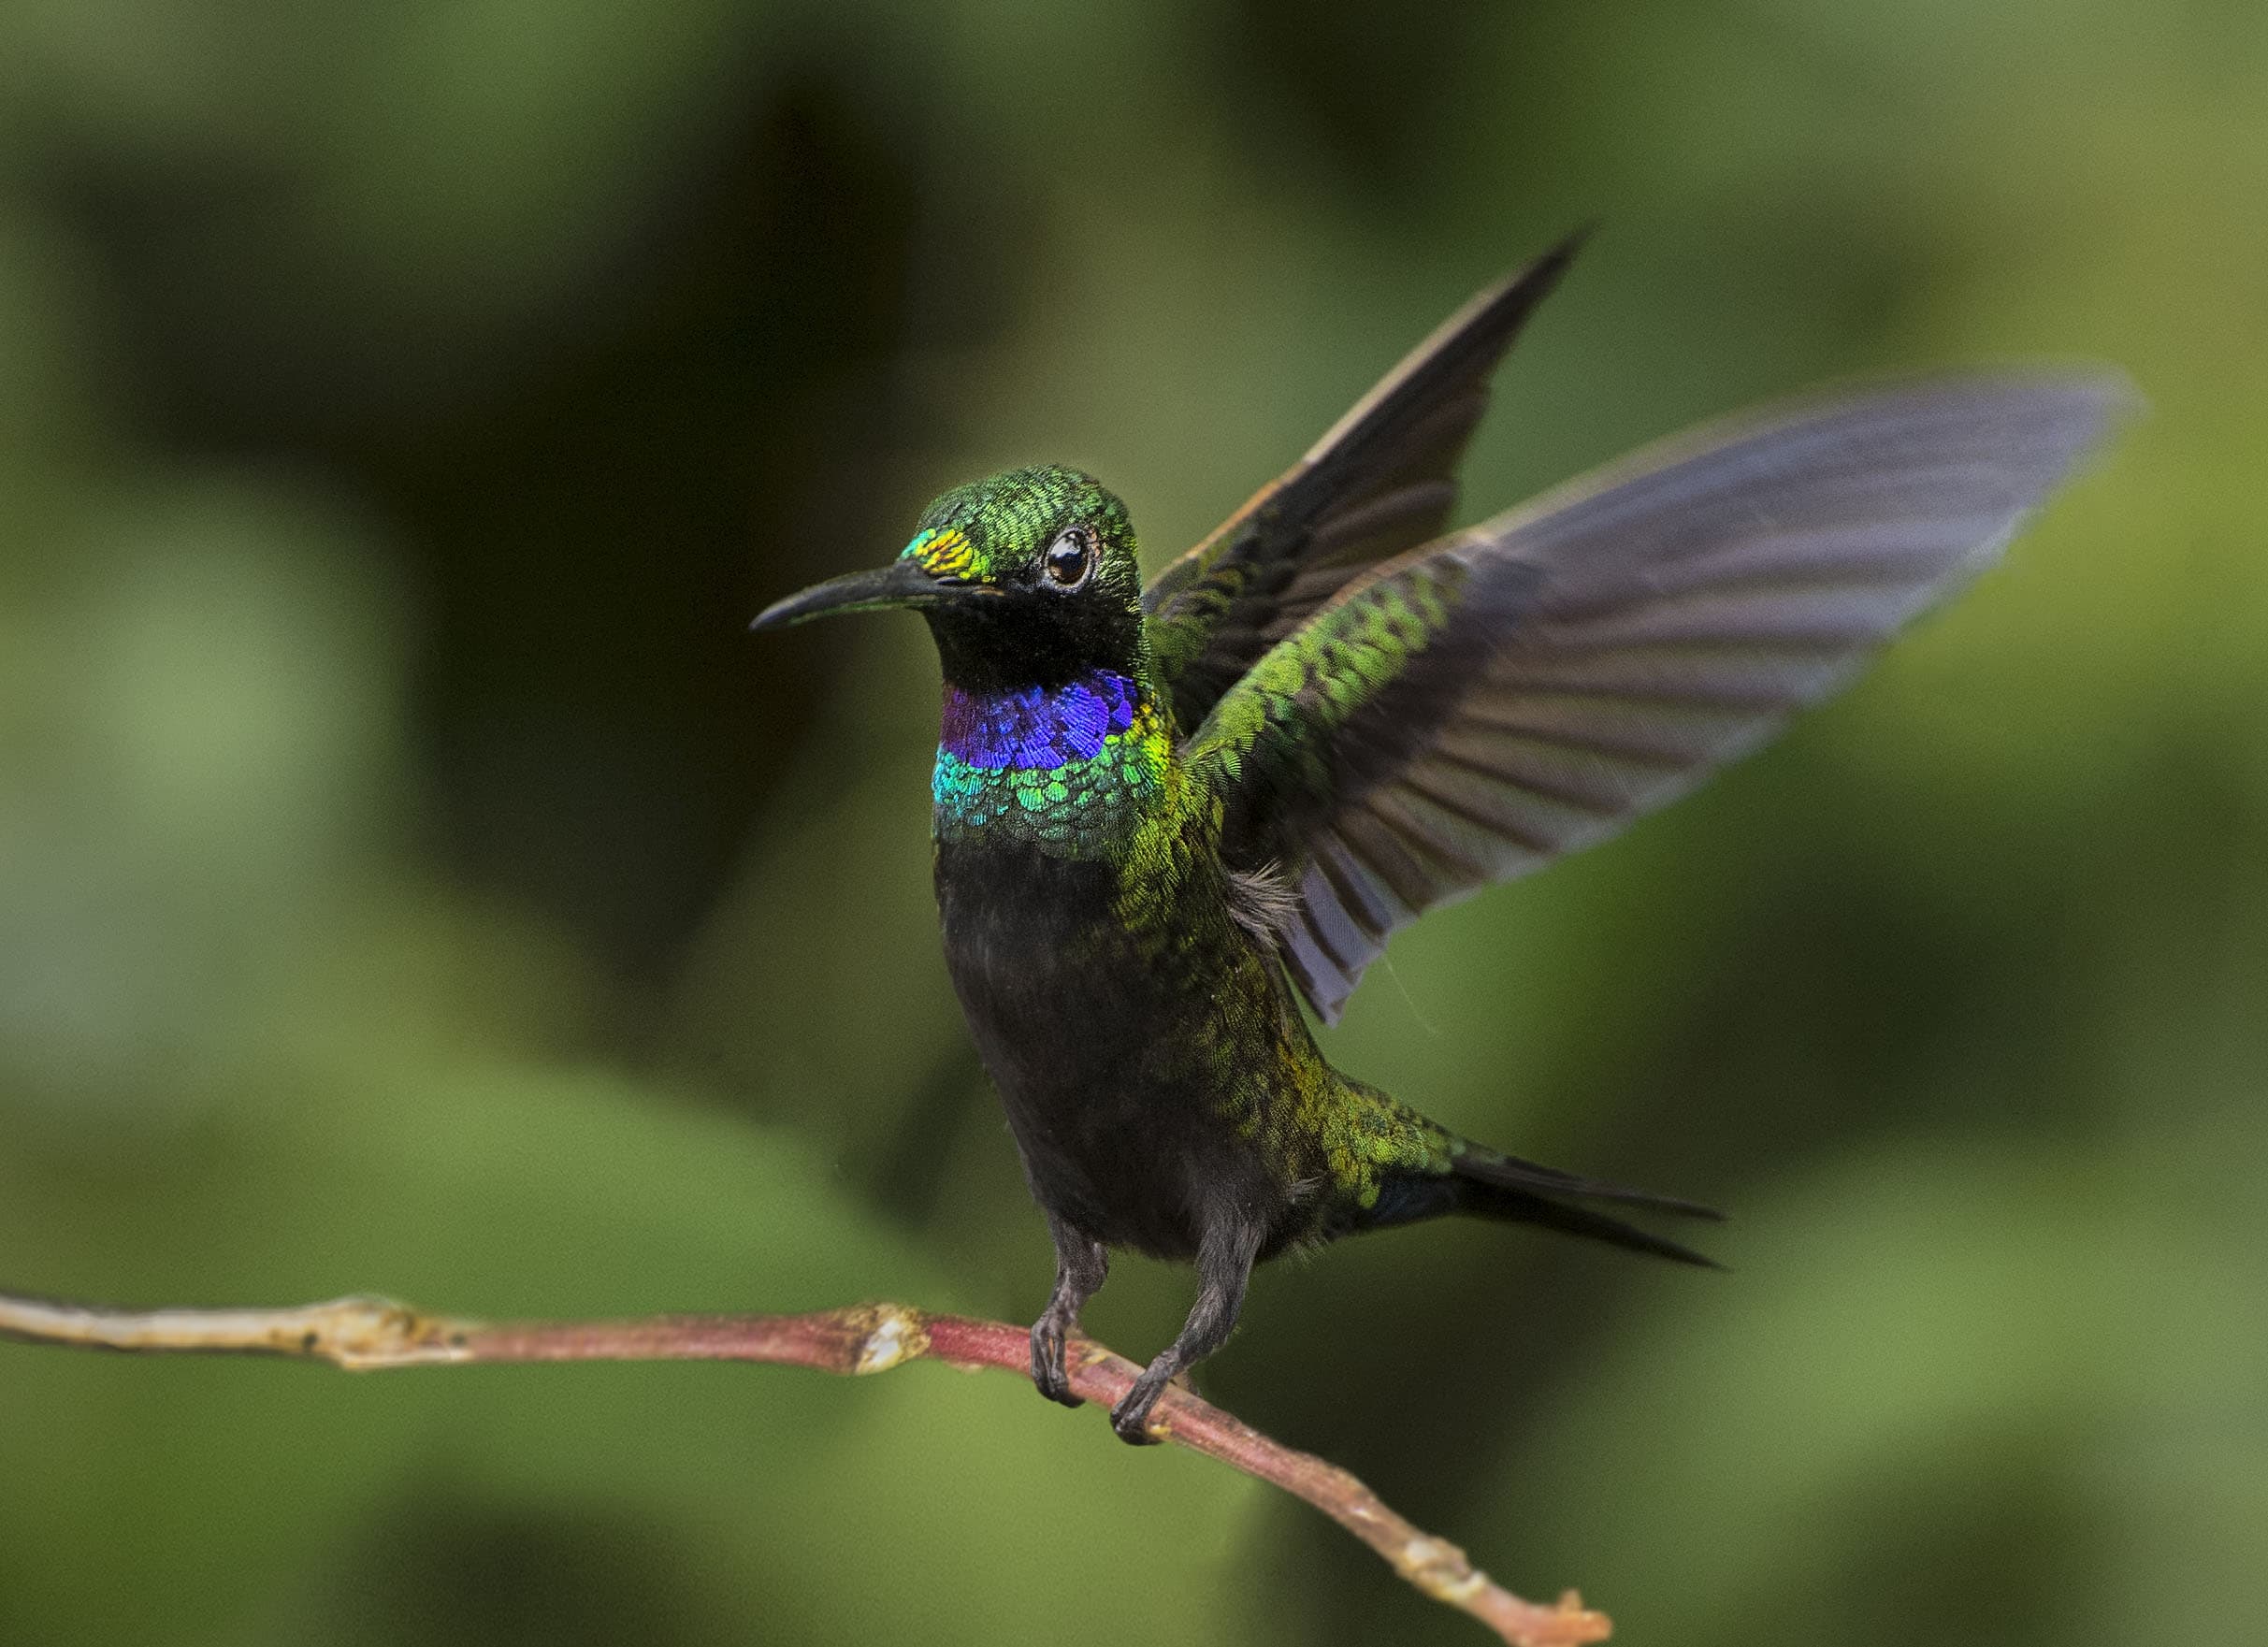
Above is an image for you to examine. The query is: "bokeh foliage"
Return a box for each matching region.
[3,3,2263,1643]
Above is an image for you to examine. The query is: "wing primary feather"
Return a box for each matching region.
[1313,837,1404,936]
[1450,699,1734,768]
[1423,740,1641,818]
[1297,856,1378,969]
[1389,766,1564,858]
[1297,228,1591,476]
[1143,231,1592,731]
[1334,804,1442,915]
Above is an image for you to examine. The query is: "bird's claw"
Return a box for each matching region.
[1029,1316,1083,1408]
[1109,1380,1166,1445]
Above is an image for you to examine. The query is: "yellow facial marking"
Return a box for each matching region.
[903,527,976,579]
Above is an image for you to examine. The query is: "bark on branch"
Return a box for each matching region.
[0,1288,1608,1645]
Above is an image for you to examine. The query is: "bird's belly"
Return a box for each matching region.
[932,841,1268,1257]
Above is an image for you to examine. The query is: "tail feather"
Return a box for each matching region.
[1453,1175,1725,1269]
[1343,1109,1726,1266]
[1454,1148,1725,1221]
[1440,1147,1725,1268]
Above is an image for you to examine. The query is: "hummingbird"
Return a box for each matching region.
[751,233,2123,1443]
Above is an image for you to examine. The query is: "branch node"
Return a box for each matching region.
[312,1295,475,1369]
[847,1304,932,1375]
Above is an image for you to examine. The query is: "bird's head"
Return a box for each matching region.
[751,465,1147,689]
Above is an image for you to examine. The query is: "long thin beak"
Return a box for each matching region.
[748,557,957,633]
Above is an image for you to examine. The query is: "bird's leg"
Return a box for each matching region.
[1110,1213,1264,1445]
[1031,1214,1108,1408]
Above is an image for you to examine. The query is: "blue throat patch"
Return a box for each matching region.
[931,670,1165,855]
[939,671,1139,769]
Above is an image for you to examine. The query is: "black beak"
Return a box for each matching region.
[748,557,959,633]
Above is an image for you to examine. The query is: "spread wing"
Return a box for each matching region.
[1185,374,2131,1022]
[1141,232,1585,733]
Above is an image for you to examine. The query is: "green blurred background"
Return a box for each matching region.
[2,2,2262,1642]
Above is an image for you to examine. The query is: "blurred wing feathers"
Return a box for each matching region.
[1142,232,1586,730]
[1189,374,2131,1021]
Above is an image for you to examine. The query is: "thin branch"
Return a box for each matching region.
[0,1289,1609,1646]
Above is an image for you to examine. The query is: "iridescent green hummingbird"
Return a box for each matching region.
[751,234,2123,1443]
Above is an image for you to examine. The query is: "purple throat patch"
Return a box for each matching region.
[940,671,1139,769]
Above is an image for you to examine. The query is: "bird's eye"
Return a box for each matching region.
[1043,527,1093,588]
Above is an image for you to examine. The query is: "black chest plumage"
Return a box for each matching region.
[932,837,1283,1259]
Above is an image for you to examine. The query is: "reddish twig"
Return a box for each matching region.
[0,1289,1608,1645]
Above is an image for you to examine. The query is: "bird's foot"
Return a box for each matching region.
[1109,1370,1169,1445]
[1029,1313,1083,1408]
